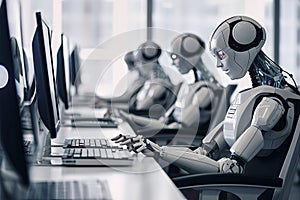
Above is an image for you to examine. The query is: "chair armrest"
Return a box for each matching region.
[173,173,283,189]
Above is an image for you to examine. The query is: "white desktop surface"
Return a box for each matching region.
[30,125,185,200]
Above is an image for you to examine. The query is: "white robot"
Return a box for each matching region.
[132,41,175,111]
[95,51,146,108]
[96,41,176,112]
[120,33,233,137]
[113,16,300,174]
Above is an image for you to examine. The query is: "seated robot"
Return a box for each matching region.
[120,33,231,136]
[113,16,300,174]
[96,41,175,113]
[95,51,146,107]
[132,41,175,111]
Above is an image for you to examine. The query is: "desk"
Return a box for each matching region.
[30,124,185,200]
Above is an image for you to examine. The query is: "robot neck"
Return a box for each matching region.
[194,59,219,84]
[150,62,169,80]
[248,50,285,88]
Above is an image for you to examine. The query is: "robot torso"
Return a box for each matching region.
[223,85,300,154]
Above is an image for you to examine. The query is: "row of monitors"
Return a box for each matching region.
[0,0,80,186]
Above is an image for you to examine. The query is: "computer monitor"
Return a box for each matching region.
[70,45,81,93]
[56,34,71,109]
[0,0,29,186]
[32,12,60,138]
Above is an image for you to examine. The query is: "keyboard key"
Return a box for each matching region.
[95,139,101,147]
[94,149,100,157]
[100,149,107,158]
[81,149,88,157]
[106,149,113,159]
[88,149,94,157]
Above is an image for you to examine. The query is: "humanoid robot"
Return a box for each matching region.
[131,41,175,112]
[113,16,300,174]
[95,51,146,108]
[95,41,176,113]
[120,33,234,138]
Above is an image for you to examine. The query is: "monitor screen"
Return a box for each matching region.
[70,45,81,88]
[32,12,60,138]
[56,34,71,109]
[0,0,29,186]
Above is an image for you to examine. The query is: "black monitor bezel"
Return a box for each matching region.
[56,33,71,109]
[32,12,60,138]
[0,0,29,186]
[70,45,81,87]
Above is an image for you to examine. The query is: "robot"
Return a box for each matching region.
[120,33,233,138]
[131,41,175,111]
[95,41,175,113]
[113,16,300,174]
[95,51,146,108]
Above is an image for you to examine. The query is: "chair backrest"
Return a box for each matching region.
[243,99,300,199]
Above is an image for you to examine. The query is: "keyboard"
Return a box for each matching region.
[25,179,112,200]
[70,117,118,128]
[61,147,133,166]
[63,138,121,149]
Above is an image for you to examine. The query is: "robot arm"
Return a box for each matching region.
[113,121,237,174]
[180,87,214,127]
[135,82,167,110]
[230,97,285,162]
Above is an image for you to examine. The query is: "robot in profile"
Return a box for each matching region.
[113,16,300,174]
[95,50,146,107]
[131,41,175,112]
[95,41,176,113]
[120,33,235,139]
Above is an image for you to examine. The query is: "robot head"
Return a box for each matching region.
[124,51,137,71]
[136,41,161,64]
[169,33,205,74]
[209,16,266,80]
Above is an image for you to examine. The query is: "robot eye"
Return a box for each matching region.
[217,50,227,60]
[171,54,177,60]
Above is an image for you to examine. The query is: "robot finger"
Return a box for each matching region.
[132,141,145,148]
[120,138,133,145]
[128,144,142,153]
[111,134,123,141]
[136,145,147,153]
[132,135,143,142]
[113,134,133,143]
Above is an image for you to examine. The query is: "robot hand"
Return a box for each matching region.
[103,108,113,118]
[217,157,244,174]
[95,97,109,108]
[193,147,209,155]
[112,134,162,153]
[111,134,147,153]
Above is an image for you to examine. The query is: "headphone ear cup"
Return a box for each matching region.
[228,19,265,52]
[180,35,204,57]
[232,21,257,45]
[182,37,200,54]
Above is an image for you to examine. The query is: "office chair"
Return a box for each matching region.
[133,84,237,147]
[172,113,300,200]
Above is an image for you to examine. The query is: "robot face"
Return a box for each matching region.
[209,16,266,80]
[170,53,194,74]
[170,33,205,74]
